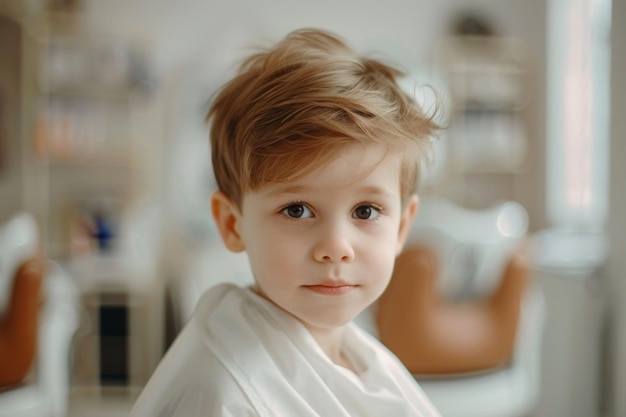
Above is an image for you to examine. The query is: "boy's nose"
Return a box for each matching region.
[312,226,355,263]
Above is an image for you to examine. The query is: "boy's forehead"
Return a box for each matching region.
[251,144,403,195]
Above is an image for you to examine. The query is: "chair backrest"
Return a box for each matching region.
[0,212,39,316]
[38,261,80,417]
[405,198,529,300]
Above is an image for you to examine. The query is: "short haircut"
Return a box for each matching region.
[207,28,440,208]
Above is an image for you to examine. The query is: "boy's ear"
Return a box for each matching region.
[396,194,419,255]
[211,191,246,253]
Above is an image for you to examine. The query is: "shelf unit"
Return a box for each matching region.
[31,32,148,260]
[432,35,530,209]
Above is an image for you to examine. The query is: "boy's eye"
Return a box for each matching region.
[282,204,313,219]
[353,205,380,220]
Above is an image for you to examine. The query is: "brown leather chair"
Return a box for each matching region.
[0,212,80,417]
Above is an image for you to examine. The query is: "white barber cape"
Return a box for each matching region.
[131,283,440,417]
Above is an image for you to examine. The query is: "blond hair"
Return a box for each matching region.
[207,28,439,208]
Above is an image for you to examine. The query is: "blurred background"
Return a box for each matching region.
[0,0,623,416]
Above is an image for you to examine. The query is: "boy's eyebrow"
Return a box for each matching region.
[265,184,313,196]
[266,184,396,197]
[355,185,396,198]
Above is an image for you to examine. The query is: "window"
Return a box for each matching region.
[547,0,612,230]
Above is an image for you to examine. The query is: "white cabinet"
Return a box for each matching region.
[69,255,165,395]
[530,230,609,417]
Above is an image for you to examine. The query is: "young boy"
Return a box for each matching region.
[131,28,441,416]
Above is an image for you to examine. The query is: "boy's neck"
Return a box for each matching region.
[306,325,357,373]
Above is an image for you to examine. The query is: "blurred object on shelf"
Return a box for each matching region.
[46,0,82,13]
[447,108,527,173]
[452,11,497,37]
[0,93,5,174]
[38,37,151,95]
[68,197,120,257]
[33,95,129,162]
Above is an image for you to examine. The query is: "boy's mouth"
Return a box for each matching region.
[302,280,358,296]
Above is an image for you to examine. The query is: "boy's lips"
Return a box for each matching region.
[302,280,359,296]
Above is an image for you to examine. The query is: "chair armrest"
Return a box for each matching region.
[37,262,80,417]
[509,282,546,395]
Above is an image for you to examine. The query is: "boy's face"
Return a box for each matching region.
[212,144,417,333]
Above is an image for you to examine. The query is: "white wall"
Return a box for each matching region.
[608,0,626,415]
[76,2,544,94]
[0,17,22,221]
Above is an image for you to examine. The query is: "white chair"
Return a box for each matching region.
[170,238,253,331]
[370,198,546,417]
[0,213,80,417]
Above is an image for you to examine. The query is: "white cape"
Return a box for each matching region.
[131,283,440,417]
